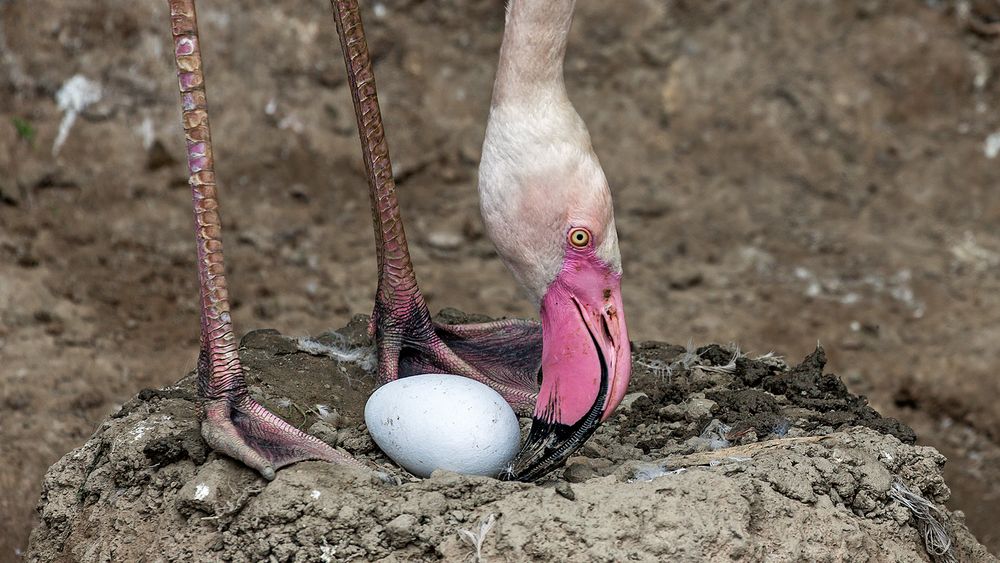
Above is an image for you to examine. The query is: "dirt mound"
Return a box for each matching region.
[26,314,992,562]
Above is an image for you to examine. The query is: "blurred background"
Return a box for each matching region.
[2,0,1000,558]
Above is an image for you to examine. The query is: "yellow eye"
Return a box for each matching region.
[568,227,591,248]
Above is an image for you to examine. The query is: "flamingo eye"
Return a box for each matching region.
[568,228,591,248]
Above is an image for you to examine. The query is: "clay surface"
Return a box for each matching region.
[6,0,1000,557]
[26,316,993,562]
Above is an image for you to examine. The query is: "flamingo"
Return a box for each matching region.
[165,0,630,482]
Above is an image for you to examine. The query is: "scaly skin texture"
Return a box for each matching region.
[329,0,542,415]
[168,0,360,480]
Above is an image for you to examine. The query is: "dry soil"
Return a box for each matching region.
[3,0,1000,558]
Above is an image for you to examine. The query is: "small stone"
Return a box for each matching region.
[555,482,576,501]
[684,398,717,420]
[658,404,685,421]
[314,406,342,427]
[384,513,418,547]
[581,442,609,458]
[307,421,340,447]
[619,392,648,411]
[426,231,464,250]
[337,427,375,454]
[563,462,595,483]
[853,491,877,513]
[587,458,614,471]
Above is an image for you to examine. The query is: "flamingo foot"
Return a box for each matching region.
[371,295,542,416]
[201,393,359,480]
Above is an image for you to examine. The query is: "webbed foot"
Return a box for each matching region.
[201,394,358,480]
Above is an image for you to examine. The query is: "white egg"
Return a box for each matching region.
[364,373,521,478]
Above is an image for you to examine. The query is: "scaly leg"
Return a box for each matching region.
[329,1,542,414]
[168,0,360,479]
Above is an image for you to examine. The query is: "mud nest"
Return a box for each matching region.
[26,311,993,562]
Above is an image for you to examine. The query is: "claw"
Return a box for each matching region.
[202,396,358,480]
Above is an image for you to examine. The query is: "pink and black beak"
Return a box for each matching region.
[507,241,631,481]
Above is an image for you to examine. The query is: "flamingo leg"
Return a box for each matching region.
[329,0,542,415]
[168,0,361,479]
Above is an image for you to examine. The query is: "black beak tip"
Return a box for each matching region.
[502,414,604,482]
[507,302,612,481]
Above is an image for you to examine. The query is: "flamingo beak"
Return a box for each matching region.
[506,250,631,481]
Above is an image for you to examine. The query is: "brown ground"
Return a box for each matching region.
[2,0,1000,558]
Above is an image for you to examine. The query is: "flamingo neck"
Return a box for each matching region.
[494,0,576,102]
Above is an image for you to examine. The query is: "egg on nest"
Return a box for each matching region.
[364,374,522,478]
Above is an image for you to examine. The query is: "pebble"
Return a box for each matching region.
[619,392,649,411]
[307,421,339,447]
[426,231,464,250]
[658,404,685,421]
[581,442,610,458]
[563,462,596,483]
[685,398,717,420]
[385,514,418,547]
[555,482,576,501]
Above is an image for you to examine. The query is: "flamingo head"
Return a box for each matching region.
[479,99,631,480]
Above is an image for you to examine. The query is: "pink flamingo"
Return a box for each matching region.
[165,0,630,481]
